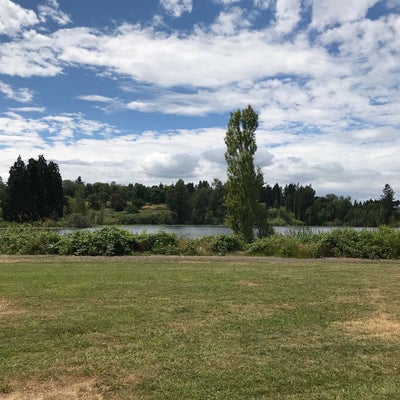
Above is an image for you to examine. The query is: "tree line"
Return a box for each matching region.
[0,159,398,228]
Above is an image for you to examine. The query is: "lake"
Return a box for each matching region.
[58,225,374,238]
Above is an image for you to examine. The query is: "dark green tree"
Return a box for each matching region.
[294,184,315,222]
[166,179,191,224]
[2,156,32,221]
[0,176,6,208]
[209,179,226,224]
[191,186,211,224]
[224,105,261,242]
[3,155,63,221]
[381,184,395,224]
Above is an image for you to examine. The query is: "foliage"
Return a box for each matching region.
[58,227,134,256]
[314,227,400,259]
[2,225,400,259]
[0,226,60,255]
[246,235,317,258]
[134,231,179,255]
[62,212,94,228]
[224,105,262,241]
[255,203,274,238]
[212,234,244,255]
[2,155,63,222]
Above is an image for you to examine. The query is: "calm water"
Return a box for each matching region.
[58,225,374,238]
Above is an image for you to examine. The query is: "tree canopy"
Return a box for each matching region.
[2,155,63,222]
[224,105,262,242]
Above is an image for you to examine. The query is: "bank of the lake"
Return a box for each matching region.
[57,224,380,238]
[1,225,400,259]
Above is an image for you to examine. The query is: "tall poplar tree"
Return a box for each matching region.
[224,105,261,242]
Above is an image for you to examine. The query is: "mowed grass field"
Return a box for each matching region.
[0,256,399,399]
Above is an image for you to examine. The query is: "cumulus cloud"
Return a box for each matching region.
[140,152,200,179]
[38,0,71,26]
[311,0,380,30]
[275,0,301,34]
[160,0,193,17]
[0,0,38,36]
[211,7,252,35]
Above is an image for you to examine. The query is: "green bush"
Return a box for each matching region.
[314,227,400,259]
[246,235,317,258]
[92,227,134,256]
[0,226,60,255]
[134,231,179,254]
[58,227,135,256]
[212,234,243,255]
[58,230,96,256]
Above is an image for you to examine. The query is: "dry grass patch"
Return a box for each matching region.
[0,299,25,317]
[334,313,400,341]
[333,288,400,342]
[238,280,260,287]
[0,377,102,400]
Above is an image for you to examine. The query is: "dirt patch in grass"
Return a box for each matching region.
[0,377,103,400]
[334,313,400,341]
[0,300,25,317]
[334,289,400,342]
[238,280,260,287]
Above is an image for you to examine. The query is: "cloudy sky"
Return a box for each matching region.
[0,0,399,200]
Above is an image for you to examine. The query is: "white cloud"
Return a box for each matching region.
[211,7,251,35]
[311,0,380,30]
[215,0,243,4]
[0,80,34,102]
[0,29,62,77]
[275,0,301,34]
[140,152,200,179]
[8,107,46,113]
[254,0,272,9]
[160,0,193,17]
[38,0,71,26]
[77,95,116,103]
[0,0,38,36]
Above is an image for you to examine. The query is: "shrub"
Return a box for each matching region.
[58,230,96,256]
[212,234,244,255]
[314,227,400,259]
[92,227,134,256]
[134,231,179,254]
[0,226,60,255]
[58,227,136,256]
[246,235,317,258]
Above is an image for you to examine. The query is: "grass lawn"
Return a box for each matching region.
[0,256,399,399]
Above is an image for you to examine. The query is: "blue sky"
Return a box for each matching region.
[0,0,399,200]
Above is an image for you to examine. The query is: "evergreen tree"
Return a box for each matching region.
[381,184,395,224]
[2,156,32,221]
[2,155,63,222]
[166,179,191,224]
[224,105,261,242]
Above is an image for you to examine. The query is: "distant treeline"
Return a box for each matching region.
[0,155,398,227]
[59,178,399,227]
